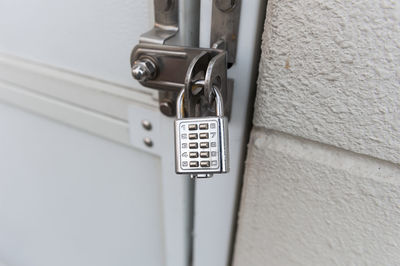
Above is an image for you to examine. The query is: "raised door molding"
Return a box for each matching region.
[0,53,192,266]
[0,53,159,146]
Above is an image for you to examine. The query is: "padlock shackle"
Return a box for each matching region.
[176,88,185,119]
[213,85,224,117]
[176,86,224,119]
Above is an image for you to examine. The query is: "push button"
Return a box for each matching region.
[189,143,198,149]
[199,123,208,130]
[200,142,209,148]
[189,152,199,158]
[200,161,210,167]
[199,133,209,139]
[190,161,199,167]
[189,133,198,140]
[200,151,209,158]
[189,124,198,130]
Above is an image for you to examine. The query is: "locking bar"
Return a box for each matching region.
[131,43,224,91]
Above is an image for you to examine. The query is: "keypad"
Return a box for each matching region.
[178,120,219,170]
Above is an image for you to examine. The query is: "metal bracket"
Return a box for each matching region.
[211,0,241,65]
[140,0,179,44]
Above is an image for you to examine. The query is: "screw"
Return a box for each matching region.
[141,120,152,131]
[159,100,175,116]
[131,58,157,82]
[143,137,153,147]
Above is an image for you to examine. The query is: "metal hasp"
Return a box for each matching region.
[132,44,223,91]
[130,0,241,116]
[131,44,232,118]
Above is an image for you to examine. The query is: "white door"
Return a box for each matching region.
[0,1,266,266]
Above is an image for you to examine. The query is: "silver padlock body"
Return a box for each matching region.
[175,116,229,175]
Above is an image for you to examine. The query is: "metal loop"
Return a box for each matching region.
[176,87,185,119]
[176,84,224,119]
[213,85,224,117]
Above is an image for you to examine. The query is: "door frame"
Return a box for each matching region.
[193,1,267,265]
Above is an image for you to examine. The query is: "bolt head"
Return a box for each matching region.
[141,120,152,131]
[143,137,153,147]
[159,100,175,117]
[131,58,157,82]
[132,64,146,81]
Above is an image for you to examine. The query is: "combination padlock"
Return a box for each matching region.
[174,86,229,178]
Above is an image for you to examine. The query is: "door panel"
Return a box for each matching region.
[0,0,152,89]
[0,1,196,265]
[0,103,164,266]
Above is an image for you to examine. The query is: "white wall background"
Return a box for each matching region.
[233,0,400,265]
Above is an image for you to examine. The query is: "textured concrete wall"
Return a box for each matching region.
[255,0,400,164]
[233,0,400,265]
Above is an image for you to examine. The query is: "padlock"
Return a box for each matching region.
[174,86,229,178]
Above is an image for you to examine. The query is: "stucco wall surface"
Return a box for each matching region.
[254,0,400,164]
[234,0,400,265]
[234,129,400,266]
